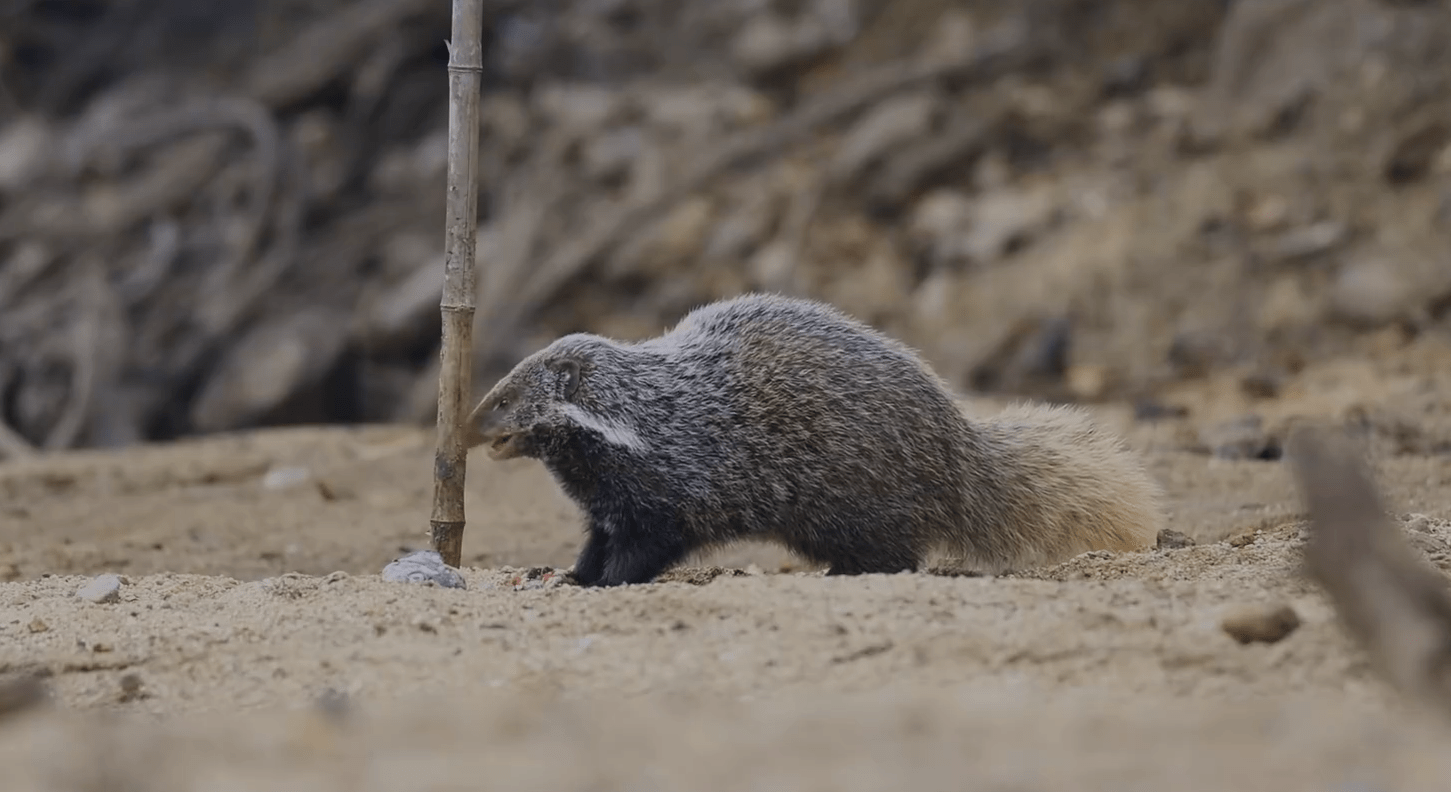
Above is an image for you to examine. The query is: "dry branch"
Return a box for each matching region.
[869,114,988,209]
[1287,425,1451,722]
[197,142,302,339]
[243,0,441,108]
[0,420,36,462]
[430,0,484,568]
[116,219,181,305]
[42,265,109,450]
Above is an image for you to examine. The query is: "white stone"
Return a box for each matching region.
[381,551,466,589]
[76,574,122,604]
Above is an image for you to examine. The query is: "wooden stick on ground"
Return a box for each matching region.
[430,0,483,569]
[1287,425,1451,722]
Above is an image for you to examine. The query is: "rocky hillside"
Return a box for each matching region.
[1,0,1448,453]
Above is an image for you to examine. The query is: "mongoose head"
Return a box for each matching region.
[467,334,638,462]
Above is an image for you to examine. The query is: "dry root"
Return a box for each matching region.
[1288,424,1451,722]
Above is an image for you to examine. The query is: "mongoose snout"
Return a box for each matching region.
[472,378,551,462]
[468,353,585,462]
[466,394,517,459]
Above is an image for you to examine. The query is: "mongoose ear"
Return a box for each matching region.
[555,358,582,399]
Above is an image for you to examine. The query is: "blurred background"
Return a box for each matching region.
[0,0,1448,454]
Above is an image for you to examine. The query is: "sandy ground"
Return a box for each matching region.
[3,333,1451,789]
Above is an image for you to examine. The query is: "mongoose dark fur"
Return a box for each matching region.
[467,293,1163,586]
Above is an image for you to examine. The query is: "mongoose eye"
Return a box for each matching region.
[495,398,508,410]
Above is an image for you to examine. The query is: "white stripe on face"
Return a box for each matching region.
[561,404,648,453]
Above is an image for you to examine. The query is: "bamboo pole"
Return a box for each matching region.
[430,0,483,568]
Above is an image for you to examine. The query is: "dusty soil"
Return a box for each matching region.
[3,332,1451,789]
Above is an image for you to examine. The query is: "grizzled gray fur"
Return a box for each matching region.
[468,293,1162,586]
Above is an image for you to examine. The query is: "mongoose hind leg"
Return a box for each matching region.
[571,526,612,586]
[824,556,920,576]
[795,529,922,577]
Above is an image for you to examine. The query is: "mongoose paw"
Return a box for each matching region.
[598,541,688,586]
[572,527,612,586]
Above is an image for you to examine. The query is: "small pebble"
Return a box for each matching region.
[26,618,48,634]
[1222,603,1301,645]
[1239,370,1283,400]
[0,675,48,720]
[76,573,123,603]
[381,551,466,589]
[1133,400,1189,422]
[315,687,350,720]
[118,673,144,702]
[1156,529,1196,550]
[1199,415,1281,461]
[1267,221,1346,262]
[262,466,313,491]
[1167,332,1227,378]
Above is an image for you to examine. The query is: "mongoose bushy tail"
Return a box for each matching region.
[468,293,1163,586]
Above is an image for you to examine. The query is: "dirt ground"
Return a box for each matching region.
[2,331,1451,790]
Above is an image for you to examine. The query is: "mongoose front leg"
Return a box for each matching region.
[592,507,689,586]
[571,524,612,586]
[598,537,688,585]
